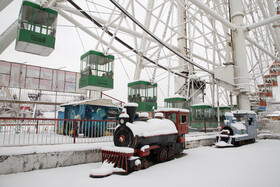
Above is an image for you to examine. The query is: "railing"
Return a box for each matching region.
[188,121,221,133]
[0,117,118,147]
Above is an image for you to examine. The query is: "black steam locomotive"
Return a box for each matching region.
[90,103,189,177]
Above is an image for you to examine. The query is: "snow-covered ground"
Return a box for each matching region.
[0,140,279,187]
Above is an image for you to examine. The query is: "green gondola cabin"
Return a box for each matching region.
[164,95,189,109]
[128,80,157,111]
[190,103,232,131]
[79,50,114,91]
[15,1,58,56]
[214,104,231,123]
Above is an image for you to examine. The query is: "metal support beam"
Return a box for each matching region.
[257,0,280,56]
[244,14,280,31]
[245,36,280,62]
[0,20,17,55]
[267,0,280,55]
[0,0,14,12]
[188,0,237,31]
[55,3,156,43]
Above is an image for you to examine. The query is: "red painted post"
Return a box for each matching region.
[74,120,76,144]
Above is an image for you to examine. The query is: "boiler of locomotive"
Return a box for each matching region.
[114,103,179,149]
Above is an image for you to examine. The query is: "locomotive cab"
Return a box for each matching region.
[215,110,257,147]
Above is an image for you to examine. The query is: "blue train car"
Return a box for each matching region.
[215,110,257,147]
[60,99,121,137]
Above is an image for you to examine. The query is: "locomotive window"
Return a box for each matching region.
[181,115,187,123]
[167,113,176,122]
[248,117,253,125]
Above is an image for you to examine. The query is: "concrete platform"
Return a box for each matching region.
[0,132,279,175]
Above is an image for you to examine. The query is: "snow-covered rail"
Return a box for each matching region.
[0,117,118,146]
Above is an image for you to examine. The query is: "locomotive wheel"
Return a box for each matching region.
[157,148,168,163]
[167,148,175,160]
[142,159,149,169]
[134,164,142,171]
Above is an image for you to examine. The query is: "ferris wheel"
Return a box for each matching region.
[0,0,280,112]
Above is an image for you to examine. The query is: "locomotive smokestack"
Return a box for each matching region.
[124,103,138,123]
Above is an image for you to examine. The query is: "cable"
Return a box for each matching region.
[66,0,190,79]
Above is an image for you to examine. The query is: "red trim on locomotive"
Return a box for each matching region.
[158,110,189,134]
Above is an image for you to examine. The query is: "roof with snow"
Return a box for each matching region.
[191,102,211,108]
[164,94,186,101]
[267,111,280,117]
[232,110,256,115]
[156,108,189,113]
[60,98,118,107]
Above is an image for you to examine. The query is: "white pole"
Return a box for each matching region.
[230,0,251,110]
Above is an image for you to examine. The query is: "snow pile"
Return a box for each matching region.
[225,112,234,117]
[155,113,164,118]
[231,122,246,130]
[232,134,248,138]
[157,108,189,113]
[191,102,211,107]
[135,159,141,166]
[140,145,150,152]
[119,113,129,118]
[232,110,256,115]
[139,112,149,118]
[102,146,134,154]
[124,103,138,107]
[224,119,230,125]
[215,141,233,147]
[126,118,178,137]
[221,129,230,134]
[90,160,125,177]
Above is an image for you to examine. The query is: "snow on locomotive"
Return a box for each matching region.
[215,110,257,147]
[90,103,189,177]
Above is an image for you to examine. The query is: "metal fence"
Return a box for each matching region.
[188,121,221,133]
[0,117,118,146]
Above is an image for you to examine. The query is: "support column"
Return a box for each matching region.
[230,0,251,110]
[133,0,154,80]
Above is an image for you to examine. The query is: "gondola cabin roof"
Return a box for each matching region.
[80,50,114,62]
[164,94,186,102]
[156,108,189,113]
[191,103,212,108]
[214,104,231,110]
[128,80,157,87]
